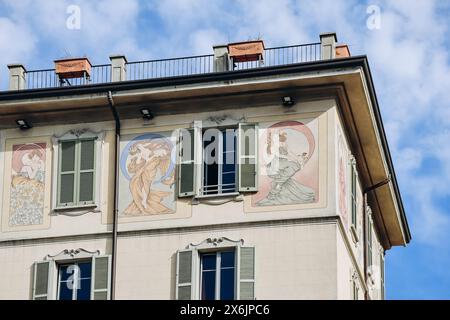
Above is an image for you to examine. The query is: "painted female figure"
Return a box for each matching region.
[123,139,175,215]
[257,130,315,206]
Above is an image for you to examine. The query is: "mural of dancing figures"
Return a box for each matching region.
[119,132,177,216]
[9,143,46,226]
[251,119,320,209]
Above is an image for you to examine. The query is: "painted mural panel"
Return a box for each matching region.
[119,132,177,217]
[337,126,348,227]
[9,143,46,226]
[247,116,325,212]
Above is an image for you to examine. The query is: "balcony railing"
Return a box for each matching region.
[18,42,321,91]
[25,64,112,89]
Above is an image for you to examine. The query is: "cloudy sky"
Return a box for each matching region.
[1,0,449,299]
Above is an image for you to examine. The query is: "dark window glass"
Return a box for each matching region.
[200,250,235,300]
[59,281,73,300]
[58,261,92,300]
[201,254,216,300]
[77,278,91,300]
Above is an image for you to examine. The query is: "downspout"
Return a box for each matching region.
[107,91,120,300]
[362,174,391,300]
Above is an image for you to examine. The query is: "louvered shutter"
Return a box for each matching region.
[176,249,194,300]
[238,123,258,192]
[238,246,255,300]
[58,141,76,206]
[178,128,198,197]
[32,261,53,300]
[91,255,111,300]
[78,139,95,204]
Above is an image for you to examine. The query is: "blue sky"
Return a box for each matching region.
[1,0,450,299]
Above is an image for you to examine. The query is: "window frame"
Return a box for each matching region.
[200,127,238,197]
[199,249,237,300]
[176,238,254,300]
[349,157,360,243]
[56,259,92,301]
[57,138,97,208]
[51,130,105,213]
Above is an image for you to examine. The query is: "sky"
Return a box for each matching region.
[0,0,449,299]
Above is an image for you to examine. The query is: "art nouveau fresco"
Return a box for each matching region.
[251,119,319,208]
[119,132,177,216]
[337,127,348,227]
[9,143,46,226]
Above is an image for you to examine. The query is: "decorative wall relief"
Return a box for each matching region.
[119,132,177,216]
[9,143,46,226]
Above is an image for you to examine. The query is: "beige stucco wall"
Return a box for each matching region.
[0,220,339,300]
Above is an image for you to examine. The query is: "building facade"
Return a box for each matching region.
[0,33,410,300]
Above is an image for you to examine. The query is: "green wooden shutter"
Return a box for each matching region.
[78,139,95,204]
[238,123,258,192]
[176,250,194,300]
[178,128,196,197]
[32,261,52,300]
[91,255,111,300]
[58,141,76,206]
[238,246,255,300]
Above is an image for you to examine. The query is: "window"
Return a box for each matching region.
[367,218,373,268]
[32,255,111,300]
[175,240,255,300]
[178,123,258,198]
[57,138,96,207]
[200,250,235,300]
[202,129,237,195]
[57,261,92,300]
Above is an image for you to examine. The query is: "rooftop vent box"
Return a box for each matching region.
[54,57,92,79]
[228,40,265,63]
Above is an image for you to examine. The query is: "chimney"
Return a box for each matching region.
[110,55,128,82]
[320,32,338,60]
[213,45,230,72]
[8,64,27,91]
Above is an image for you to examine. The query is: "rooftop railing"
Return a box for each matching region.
[11,42,323,91]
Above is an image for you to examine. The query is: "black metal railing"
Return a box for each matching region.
[233,43,321,70]
[20,43,321,90]
[25,64,112,89]
[126,54,214,81]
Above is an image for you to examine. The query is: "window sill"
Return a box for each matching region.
[192,193,243,205]
[195,192,240,199]
[52,204,99,216]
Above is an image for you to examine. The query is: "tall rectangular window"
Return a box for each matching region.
[58,138,96,207]
[58,261,92,300]
[367,218,373,268]
[200,250,236,300]
[202,129,236,195]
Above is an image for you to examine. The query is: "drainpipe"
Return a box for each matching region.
[362,174,391,300]
[107,90,120,300]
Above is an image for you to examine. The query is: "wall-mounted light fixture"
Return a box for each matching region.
[15,119,32,130]
[281,96,295,107]
[140,108,154,120]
